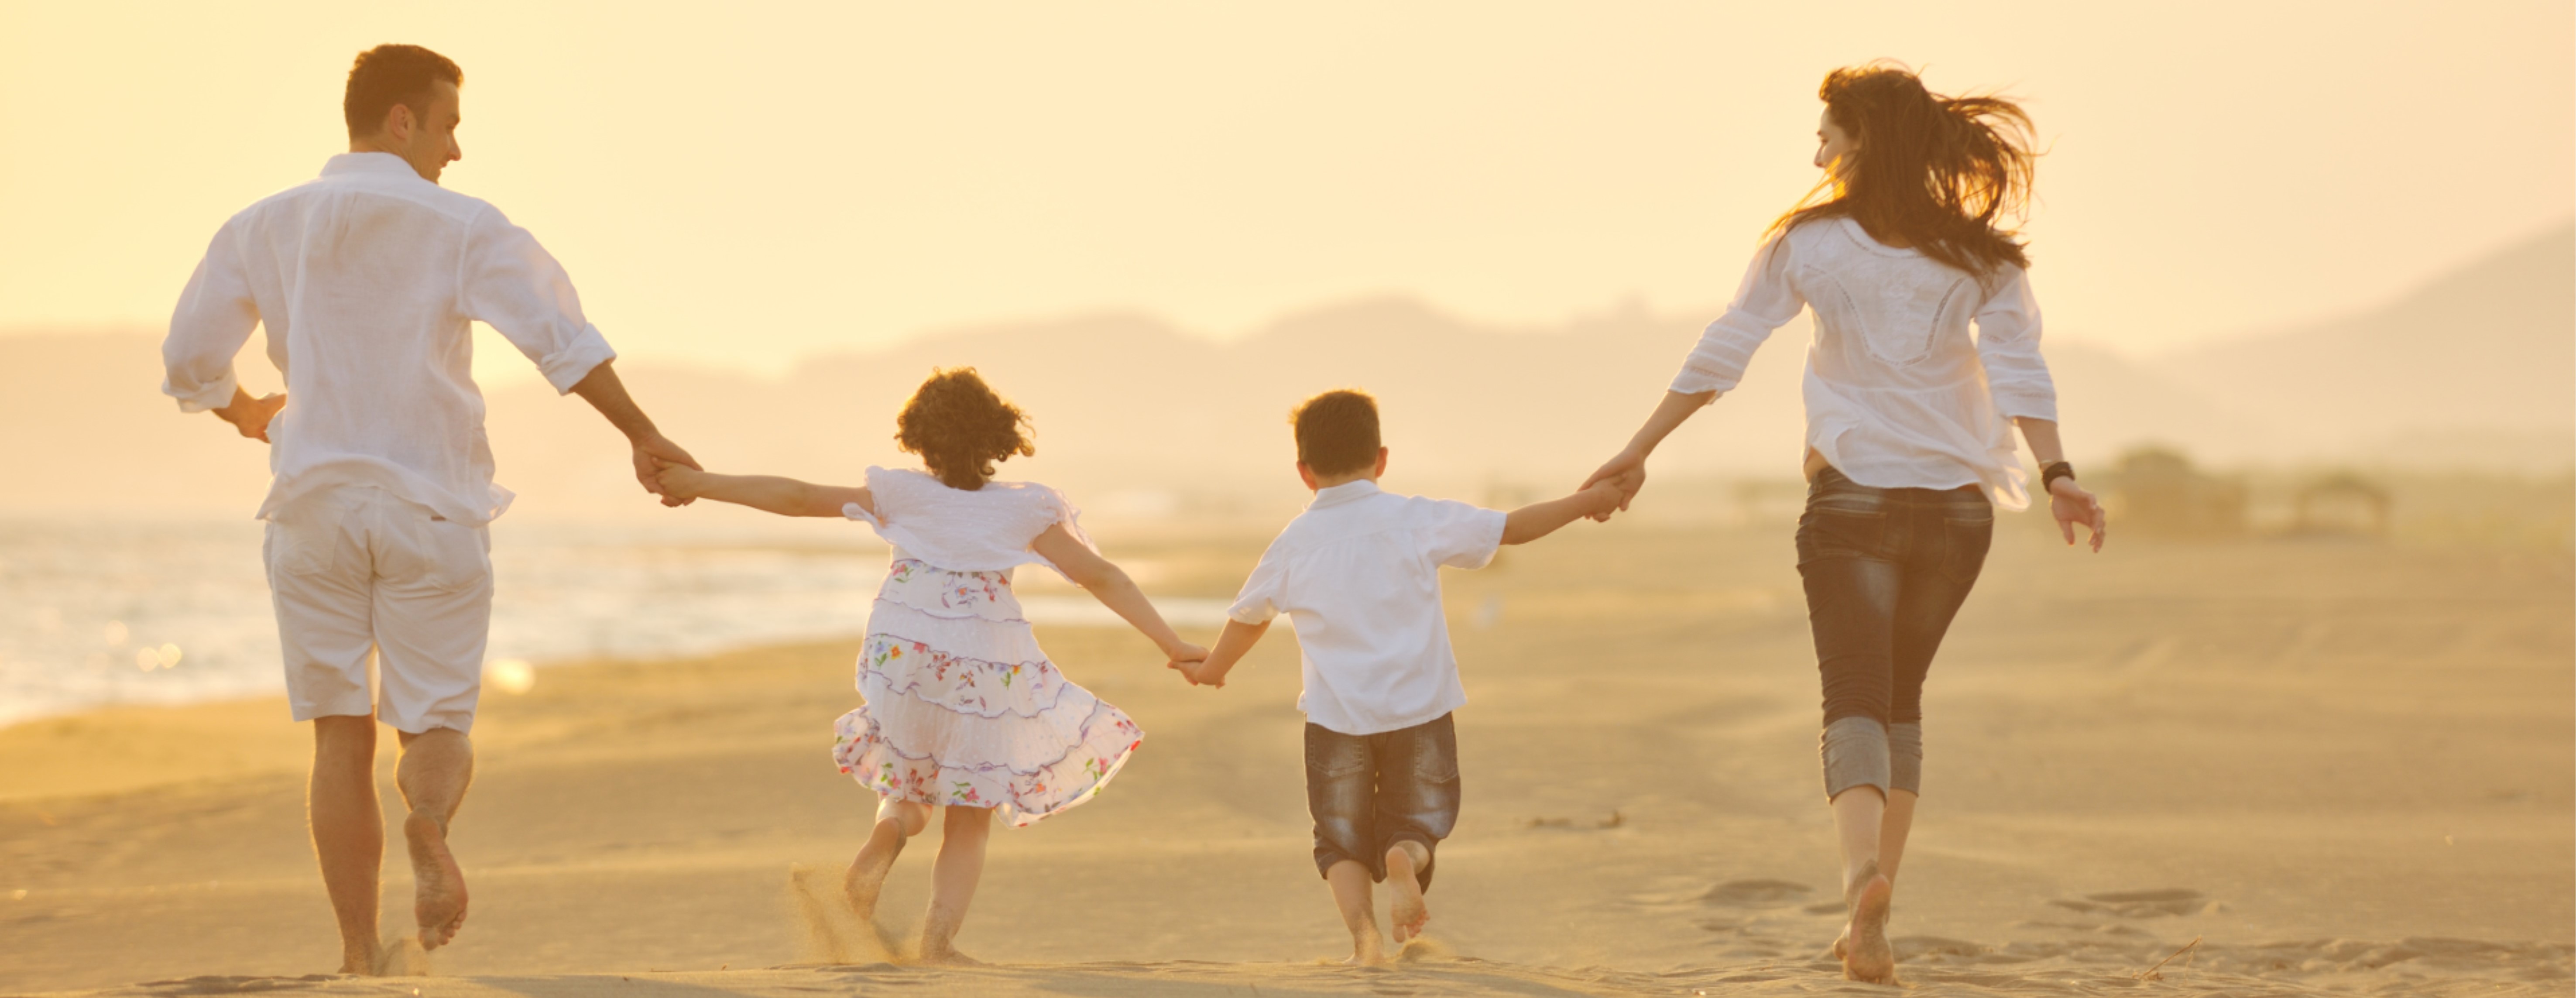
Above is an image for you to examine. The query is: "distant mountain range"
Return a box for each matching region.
[7,222,2566,518]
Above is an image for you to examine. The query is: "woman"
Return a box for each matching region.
[1581,62,2109,984]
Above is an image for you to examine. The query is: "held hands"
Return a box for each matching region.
[1165,642,1220,688]
[646,457,709,503]
[213,391,287,443]
[1578,449,1649,522]
[632,433,701,507]
[2048,477,2110,552]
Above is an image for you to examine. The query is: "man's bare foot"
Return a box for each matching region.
[1840,861,1895,983]
[403,812,468,950]
[844,818,908,924]
[371,934,431,976]
[1384,845,1430,943]
[338,939,381,976]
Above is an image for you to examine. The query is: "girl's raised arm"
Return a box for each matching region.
[654,463,874,519]
[1029,523,1207,667]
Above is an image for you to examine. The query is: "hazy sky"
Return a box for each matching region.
[2,2,2568,383]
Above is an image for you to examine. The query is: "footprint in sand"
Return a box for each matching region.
[2049,888,2221,919]
[1694,879,1815,909]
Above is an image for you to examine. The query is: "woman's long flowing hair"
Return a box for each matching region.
[1771,62,2037,280]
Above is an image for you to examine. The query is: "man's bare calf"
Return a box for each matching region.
[395,728,474,950]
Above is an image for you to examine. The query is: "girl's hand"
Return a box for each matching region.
[2048,477,2108,552]
[652,460,708,502]
[1163,642,1209,674]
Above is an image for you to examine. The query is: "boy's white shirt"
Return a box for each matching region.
[1227,479,1506,736]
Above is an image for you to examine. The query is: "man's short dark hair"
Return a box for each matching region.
[344,45,463,140]
[1291,390,1381,477]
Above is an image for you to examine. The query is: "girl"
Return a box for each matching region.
[1581,63,2109,983]
[653,367,1205,963]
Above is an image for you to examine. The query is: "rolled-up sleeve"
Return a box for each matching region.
[459,206,616,394]
[1974,265,2058,422]
[162,219,260,412]
[1227,553,1286,625]
[1670,234,1806,395]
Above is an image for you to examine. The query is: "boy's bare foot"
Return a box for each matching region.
[402,812,468,950]
[844,817,909,923]
[1840,861,1895,984]
[1384,844,1430,943]
[338,939,381,976]
[1341,934,1390,967]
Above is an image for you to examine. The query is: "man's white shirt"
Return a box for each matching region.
[162,151,616,525]
[1228,480,1506,736]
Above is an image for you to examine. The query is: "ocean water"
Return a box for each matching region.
[0,516,1229,729]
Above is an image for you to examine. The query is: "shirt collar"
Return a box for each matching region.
[1308,479,1382,509]
[321,151,425,180]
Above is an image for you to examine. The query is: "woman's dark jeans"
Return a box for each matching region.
[1795,468,1993,732]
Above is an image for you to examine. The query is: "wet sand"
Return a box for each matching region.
[2,523,2569,996]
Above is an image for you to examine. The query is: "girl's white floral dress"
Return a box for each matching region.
[832,467,1142,827]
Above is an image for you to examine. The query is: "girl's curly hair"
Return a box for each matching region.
[896,367,1035,490]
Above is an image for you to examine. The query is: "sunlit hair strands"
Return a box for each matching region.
[1290,390,1381,477]
[1773,61,2038,281]
[343,44,462,140]
[895,368,1036,490]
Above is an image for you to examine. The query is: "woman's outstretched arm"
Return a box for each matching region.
[652,464,872,518]
[1030,523,1208,667]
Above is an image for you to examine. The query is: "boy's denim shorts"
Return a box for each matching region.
[1305,713,1461,890]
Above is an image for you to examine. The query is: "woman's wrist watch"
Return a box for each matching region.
[2039,461,2077,494]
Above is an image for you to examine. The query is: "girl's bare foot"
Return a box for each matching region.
[1341,934,1390,967]
[916,936,982,966]
[1840,861,1896,983]
[402,812,468,950]
[844,817,909,924]
[1384,845,1430,943]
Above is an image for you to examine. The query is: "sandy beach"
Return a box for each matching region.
[3,522,2569,997]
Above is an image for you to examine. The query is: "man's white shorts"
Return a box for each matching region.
[265,485,492,734]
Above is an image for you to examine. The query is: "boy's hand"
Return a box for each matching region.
[1579,478,1626,521]
[1180,660,1226,688]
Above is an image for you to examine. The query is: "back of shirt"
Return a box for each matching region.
[1227,480,1506,736]
[163,153,615,525]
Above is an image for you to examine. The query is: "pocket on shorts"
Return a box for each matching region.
[266,511,346,577]
[387,514,492,593]
[1305,729,1371,780]
[1409,717,1460,784]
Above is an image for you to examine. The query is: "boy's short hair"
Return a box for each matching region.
[1290,390,1380,477]
[344,44,463,140]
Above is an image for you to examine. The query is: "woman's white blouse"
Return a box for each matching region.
[842,466,1094,580]
[1671,216,2058,511]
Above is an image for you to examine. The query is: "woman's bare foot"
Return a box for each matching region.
[402,812,468,950]
[1384,845,1430,943]
[1840,861,1895,983]
[844,818,909,924]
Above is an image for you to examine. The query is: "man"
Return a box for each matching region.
[160,44,696,973]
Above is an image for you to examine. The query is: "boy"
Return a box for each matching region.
[1176,389,1622,964]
